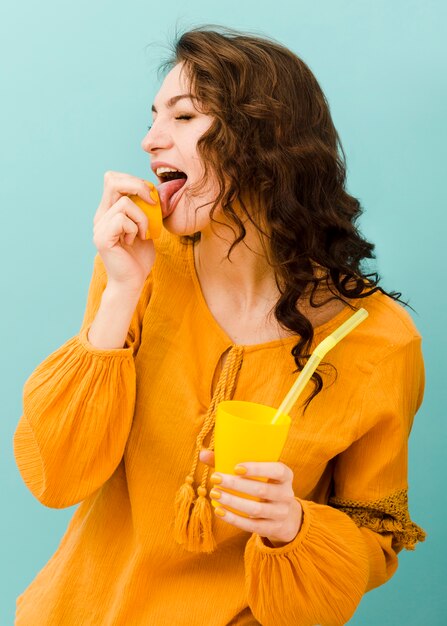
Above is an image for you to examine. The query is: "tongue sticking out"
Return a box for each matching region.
[156,178,187,216]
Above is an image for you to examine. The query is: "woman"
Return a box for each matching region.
[14,26,425,626]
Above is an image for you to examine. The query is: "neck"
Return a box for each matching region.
[194,218,280,314]
[192,211,349,343]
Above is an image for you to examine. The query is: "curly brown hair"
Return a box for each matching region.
[159,25,402,405]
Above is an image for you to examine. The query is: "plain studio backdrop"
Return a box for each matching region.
[1,1,445,624]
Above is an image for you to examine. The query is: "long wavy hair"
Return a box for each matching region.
[159,25,402,405]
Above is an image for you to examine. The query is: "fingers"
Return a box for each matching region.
[210,488,291,520]
[232,462,294,483]
[93,196,149,250]
[212,498,302,545]
[210,473,293,501]
[97,212,138,249]
[95,171,156,224]
[104,170,156,205]
[199,449,215,467]
[213,506,284,537]
[209,462,294,498]
[209,463,302,545]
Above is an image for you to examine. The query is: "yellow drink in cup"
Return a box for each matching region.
[213,400,291,516]
[211,309,370,517]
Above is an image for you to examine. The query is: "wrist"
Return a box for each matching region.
[264,499,303,547]
[86,282,143,350]
[104,281,144,301]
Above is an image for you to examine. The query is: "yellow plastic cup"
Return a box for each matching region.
[128,181,163,239]
[213,400,291,516]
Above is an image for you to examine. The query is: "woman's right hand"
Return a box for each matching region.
[93,171,158,293]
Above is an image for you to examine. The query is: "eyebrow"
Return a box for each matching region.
[151,93,197,113]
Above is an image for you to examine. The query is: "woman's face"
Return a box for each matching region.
[141,62,218,235]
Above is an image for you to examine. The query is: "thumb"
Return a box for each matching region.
[199,449,215,467]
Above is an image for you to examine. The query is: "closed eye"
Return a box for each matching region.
[146,114,193,131]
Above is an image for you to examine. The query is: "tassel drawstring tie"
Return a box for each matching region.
[174,345,244,553]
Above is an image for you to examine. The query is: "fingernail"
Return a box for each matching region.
[234,466,247,475]
[210,489,221,500]
[214,507,226,517]
[211,473,222,484]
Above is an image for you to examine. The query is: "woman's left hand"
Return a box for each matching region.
[199,449,303,547]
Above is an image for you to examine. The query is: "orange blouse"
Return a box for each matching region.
[14,229,425,625]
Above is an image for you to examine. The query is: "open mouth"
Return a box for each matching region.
[156,170,188,217]
[157,170,187,183]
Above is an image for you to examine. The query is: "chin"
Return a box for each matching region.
[163,220,198,237]
[162,197,213,237]
[161,211,202,237]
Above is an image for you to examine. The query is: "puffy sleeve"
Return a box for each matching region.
[13,254,152,509]
[244,336,426,626]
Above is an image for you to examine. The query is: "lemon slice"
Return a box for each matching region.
[128,181,163,239]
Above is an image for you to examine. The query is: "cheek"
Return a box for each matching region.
[189,156,219,196]
[189,120,213,168]
[191,140,207,167]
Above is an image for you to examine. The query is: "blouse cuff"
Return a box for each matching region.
[245,498,369,626]
[78,326,135,357]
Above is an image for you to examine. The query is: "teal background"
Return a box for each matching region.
[2,0,445,623]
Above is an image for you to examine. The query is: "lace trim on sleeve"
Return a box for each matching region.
[328,488,426,550]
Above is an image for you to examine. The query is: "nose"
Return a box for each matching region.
[141,120,173,154]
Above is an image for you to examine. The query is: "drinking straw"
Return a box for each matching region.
[271,308,368,424]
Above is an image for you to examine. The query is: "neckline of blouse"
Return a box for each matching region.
[186,239,367,353]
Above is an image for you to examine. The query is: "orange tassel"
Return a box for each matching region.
[173,347,244,552]
[173,477,195,545]
[187,488,216,553]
